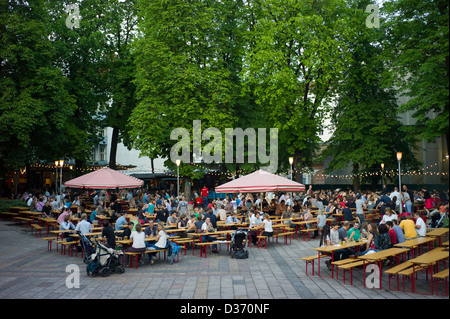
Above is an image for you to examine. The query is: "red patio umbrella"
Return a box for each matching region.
[215,169,305,193]
[64,167,144,189]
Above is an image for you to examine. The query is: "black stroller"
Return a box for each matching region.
[86,237,125,277]
[77,231,96,264]
[229,229,249,259]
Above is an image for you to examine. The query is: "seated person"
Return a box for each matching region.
[166,211,178,227]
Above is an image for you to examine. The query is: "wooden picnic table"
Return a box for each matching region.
[37,217,57,236]
[408,247,449,294]
[426,228,449,247]
[358,247,410,289]
[394,237,436,257]
[9,207,29,211]
[314,240,368,278]
[20,211,43,222]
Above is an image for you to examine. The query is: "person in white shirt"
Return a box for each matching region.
[200,217,219,253]
[390,187,402,210]
[380,207,398,225]
[413,211,427,237]
[75,213,92,235]
[256,213,273,237]
[146,222,168,264]
[124,223,147,267]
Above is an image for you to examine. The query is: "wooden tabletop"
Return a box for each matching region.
[394,236,436,248]
[314,239,368,253]
[408,247,449,266]
[426,228,449,237]
[357,247,410,262]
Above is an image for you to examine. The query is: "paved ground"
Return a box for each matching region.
[0,218,448,302]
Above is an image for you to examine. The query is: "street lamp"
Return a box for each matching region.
[381,163,384,187]
[396,152,402,214]
[54,160,59,195]
[59,159,64,198]
[176,159,181,198]
[289,157,294,180]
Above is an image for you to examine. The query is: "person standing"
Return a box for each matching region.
[101,220,116,250]
[201,186,209,209]
[355,194,365,229]
[177,196,188,216]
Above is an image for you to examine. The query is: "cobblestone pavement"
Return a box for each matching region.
[0,219,448,302]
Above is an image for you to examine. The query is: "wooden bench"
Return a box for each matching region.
[30,223,43,237]
[331,258,359,279]
[257,235,269,249]
[0,212,19,220]
[300,228,318,241]
[124,248,169,269]
[174,238,200,255]
[273,231,295,245]
[195,241,231,258]
[384,261,415,291]
[59,240,79,257]
[301,255,320,276]
[433,268,449,296]
[124,251,147,269]
[397,265,427,293]
[41,237,57,251]
[14,217,33,227]
[337,260,365,285]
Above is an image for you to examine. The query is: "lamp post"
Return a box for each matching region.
[176,159,181,198]
[396,152,402,214]
[289,157,294,180]
[54,161,59,195]
[381,163,384,188]
[59,159,64,198]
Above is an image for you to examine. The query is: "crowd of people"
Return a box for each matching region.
[11,184,449,266]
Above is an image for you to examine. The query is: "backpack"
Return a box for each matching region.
[167,241,180,264]
[234,249,248,259]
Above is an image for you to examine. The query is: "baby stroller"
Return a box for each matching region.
[229,229,249,259]
[77,231,96,264]
[86,237,124,277]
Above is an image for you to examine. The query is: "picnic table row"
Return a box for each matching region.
[305,227,449,295]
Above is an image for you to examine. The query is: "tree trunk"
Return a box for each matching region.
[109,126,119,169]
[183,176,192,201]
[352,163,360,191]
[294,149,304,184]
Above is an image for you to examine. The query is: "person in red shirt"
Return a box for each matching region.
[201,186,209,209]
[386,221,397,247]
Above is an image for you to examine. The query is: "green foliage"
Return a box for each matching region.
[243,0,352,177]
[129,0,251,175]
[0,200,28,212]
[0,0,77,170]
[322,0,420,187]
[381,0,449,143]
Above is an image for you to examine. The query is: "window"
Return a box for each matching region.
[100,145,106,162]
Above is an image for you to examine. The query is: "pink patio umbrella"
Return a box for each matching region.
[215,169,305,194]
[64,167,144,189]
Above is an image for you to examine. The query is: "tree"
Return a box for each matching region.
[99,0,139,169]
[382,0,449,150]
[0,0,76,176]
[129,0,249,199]
[322,0,420,190]
[242,0,352,181]
[44,0,117,169]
